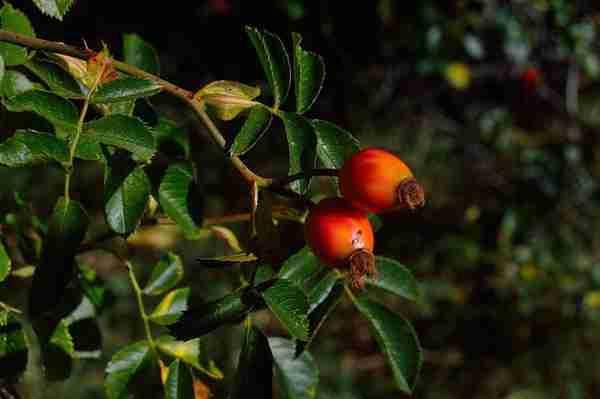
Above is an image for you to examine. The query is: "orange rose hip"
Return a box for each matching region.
[339,148,425,213]
[305,197,375,289]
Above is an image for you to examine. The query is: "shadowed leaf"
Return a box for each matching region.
[292,33,325,114]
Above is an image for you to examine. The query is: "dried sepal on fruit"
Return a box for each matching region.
[339,148,425,213]
[304,197,375,289]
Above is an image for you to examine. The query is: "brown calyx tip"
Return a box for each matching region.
[397,178,425,210]
[348,249,376,290]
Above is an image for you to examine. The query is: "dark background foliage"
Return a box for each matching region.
[3,0,600,398]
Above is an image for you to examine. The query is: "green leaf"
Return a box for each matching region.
[0,129,68,167]
[79,264,110,311]
[311,120,360,169]
[245,26,291,108]
[84,115,156,161]
[74,134,104,161]
[93,77,161,104]
[292,33,325,114]
[230,324,273,399]
[296,278,344,356]
[2,70,36,98]
[4,90,79,138]
[153,117,190,158]
[280,111,317,193]
[102,100,136,116]
[307,271,340,312]
[367,257,420,302]
[25,59,86,99]
[158,162,203,239]
[262,279,310,341]
[269,337,318,399]
[149,287,190,326]
[165,360,195,399]
[31,0,75,21]
[0,240,10,282]
[279,246,321,287]
[41,318,75,380]
[196,80,261,121]
[0,311,28,380]
[157,336,223,379]
[143,252,184,296]
[170,289,263,339]
[229,105,272,155]
[123,33,160,75]
[104,153,151,234]
[353,297,422,394]
[29,197,89,319]
[105,341,153,399]
[49,320,74,356]
[0,3,35,66]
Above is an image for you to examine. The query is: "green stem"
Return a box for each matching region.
[0,301,21,314]
[126,261,159,358]
[64,58,105,201]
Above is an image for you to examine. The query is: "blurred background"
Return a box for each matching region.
[3,0,600,398]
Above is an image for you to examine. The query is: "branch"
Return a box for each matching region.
[0,30,264,185]
[266,168,339,187]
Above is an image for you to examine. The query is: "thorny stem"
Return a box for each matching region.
[0,30,93,59]
[0,31,312,205]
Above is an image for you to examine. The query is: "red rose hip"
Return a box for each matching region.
[305,197,375,289]
[339,148,425,213]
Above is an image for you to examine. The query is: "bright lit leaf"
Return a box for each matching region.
[143,252,184,296]
[157,336,223,379]
[149,288,190,326]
